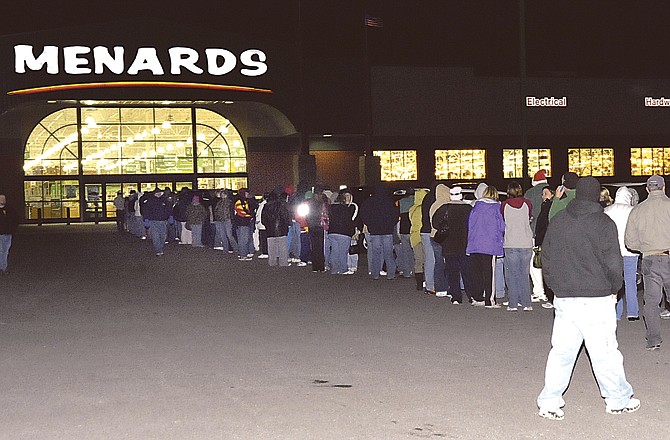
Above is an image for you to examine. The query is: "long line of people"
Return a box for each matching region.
[111,172,645,320]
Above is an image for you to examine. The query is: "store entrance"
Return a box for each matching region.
[81,180,193,223]
[83,183,104,221]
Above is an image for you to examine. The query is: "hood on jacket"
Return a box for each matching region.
[399,195,414,213]
[504,197,528,209]
[412,189,428,207]
[614,186,634,206]
[435,184,451,204]
[565,198,603,218]
[474,183,487,199]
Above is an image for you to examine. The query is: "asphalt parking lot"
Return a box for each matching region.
[1,224,669,439]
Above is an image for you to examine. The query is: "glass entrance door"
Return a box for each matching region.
[84,183,104,221]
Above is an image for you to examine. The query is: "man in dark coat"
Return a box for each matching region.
[0,193,19,274]
[537,177,639,420]
[360,184,400,280]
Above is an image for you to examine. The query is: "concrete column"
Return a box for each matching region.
[359,155,381,187]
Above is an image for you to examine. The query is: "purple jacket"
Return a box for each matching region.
[466,199,505,257]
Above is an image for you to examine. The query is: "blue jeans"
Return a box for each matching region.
[236,225,252,256]
[431,238,448,292]
[148,220,167,253]
[537,296,634,411]
[617,255,639,319]
[0,234,12,272]
[421,233,436,291]
[288,220,301,259]
[503,248,532,308]
[369,234,395,279]
[398,234,414,277]
[328,233,350,274]
[214,220,237,251]
[190,224,203,247]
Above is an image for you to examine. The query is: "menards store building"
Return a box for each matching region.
[2,18,670,223]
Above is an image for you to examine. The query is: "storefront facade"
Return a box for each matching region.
[0,19,306,223]
[2,20,670,223]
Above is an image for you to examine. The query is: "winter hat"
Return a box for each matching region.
[647,174,665,191]
[532,170,548,186]
[575,177,600,202]
[562,172,579,190]
[450,186,463,201]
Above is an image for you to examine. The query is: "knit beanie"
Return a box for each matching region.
[562,172,579,190]
[575,177,600,202]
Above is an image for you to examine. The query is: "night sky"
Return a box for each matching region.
[2,0,670,78]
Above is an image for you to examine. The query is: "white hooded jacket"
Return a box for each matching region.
[604,187,637,257]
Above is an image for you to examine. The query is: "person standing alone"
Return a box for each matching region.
[537,176,639,420]
[0,194,19,274]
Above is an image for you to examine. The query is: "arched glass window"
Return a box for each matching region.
[24,106,245,176]
[23,104,247,221]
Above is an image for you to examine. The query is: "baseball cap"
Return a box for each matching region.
[450,186,463,201]
[647,174,665,191]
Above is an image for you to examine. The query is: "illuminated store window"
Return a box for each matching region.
[23,103,247,221]
[372,150,417,181]
[197,177,248,190]
[435,149,486,180]
[196,109,247,174]
[502,149,552,179]
[24,180,79,220]
[24,107,245,177]
[630,147,670,176]
[568,148,614,176]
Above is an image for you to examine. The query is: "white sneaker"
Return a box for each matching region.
[380,270,387,276]
[507,307,518,311]
[485,304,501,309]
[538,407,565,421]
[213,246,224,250]
[531,294,548,303]
[523,306,533,311]
[297,261,307,267]
[247,253,255,258]
[661,309,670,319]
[342,270,355,275]
[436,291,449,297]
[606,397,640,414]
[541,302,554,309]
[471,300,485,307]
[257,254,269,259]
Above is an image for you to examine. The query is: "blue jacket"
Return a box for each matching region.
[141,193,172,221]
[360,193,399,235]
[466,199,505,257]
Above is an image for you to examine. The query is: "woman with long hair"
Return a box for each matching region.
[466,185,505,307]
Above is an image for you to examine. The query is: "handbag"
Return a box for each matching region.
[532,247,542,269]
[349,236,359,255]
[432,209,449,244]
